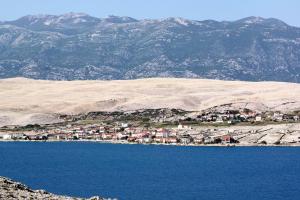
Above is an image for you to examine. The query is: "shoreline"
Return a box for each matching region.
[1,139,300,147]
[0,176,106,200]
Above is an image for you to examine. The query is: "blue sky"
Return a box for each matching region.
[1,0,300,26]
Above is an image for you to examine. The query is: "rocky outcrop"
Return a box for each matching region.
[0,176,105,200]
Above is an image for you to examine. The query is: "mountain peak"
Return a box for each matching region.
[9,12,100,28]
[238,16,265,24]
[236,16,288,28]
[53,12,99,25]
[163,17,192,26]
[104,15,139,23]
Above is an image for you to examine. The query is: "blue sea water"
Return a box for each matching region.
[0,142,300,200]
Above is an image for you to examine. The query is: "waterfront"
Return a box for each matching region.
[1,142,300,200]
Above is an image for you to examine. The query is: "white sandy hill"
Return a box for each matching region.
[0,77,300,126]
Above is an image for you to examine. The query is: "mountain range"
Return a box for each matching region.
[0,13,300,82]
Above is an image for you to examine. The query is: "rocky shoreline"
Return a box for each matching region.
[1,139,300,147]
[0,177,106,200]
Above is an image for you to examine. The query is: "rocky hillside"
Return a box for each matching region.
[0,176,104,200]
[0,13,300,82]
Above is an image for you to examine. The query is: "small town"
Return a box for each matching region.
[1,109,300,146]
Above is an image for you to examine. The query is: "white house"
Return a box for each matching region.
[121,123,129,128]
[216,116,224,123]
[2,134,12,140]
[255,116,262,122]
[178,124,192,130]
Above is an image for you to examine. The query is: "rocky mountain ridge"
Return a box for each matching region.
[0,13,300,82]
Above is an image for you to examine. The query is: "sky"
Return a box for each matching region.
[0,0,299,26]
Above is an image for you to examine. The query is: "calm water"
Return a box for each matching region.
[0,142,300,200]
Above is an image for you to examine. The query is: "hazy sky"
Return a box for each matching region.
[1,0,300,26]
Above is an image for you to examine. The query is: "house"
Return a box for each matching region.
[222,135,232,143]
[1,134,12,140]
[137,137,153,144]
[204,137,214,144]
[273,112,283,121]
[11,133,28,140]
[255,115,262,122]
[179,134,193,144]
[121,123,129,128]
[180,137,192,144]
[101,133,113,140]
[132,132,149,139]
[165,137,178,144]
[155,129,170,138]
[178,124,184,129]
[28,134,48,140]
[194,137,204,144]
[215,116,224,123]
[124,127,136,134]
[98,126,106,133]
[154,137,165,143]
[178,124,192,130]
[116,133,128,140]
[282,114,294,121]
[47,134,60,140]
[127,137,136,142]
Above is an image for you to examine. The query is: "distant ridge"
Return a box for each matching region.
[0,13,300,82]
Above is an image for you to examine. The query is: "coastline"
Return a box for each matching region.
[1,139,300,147]
[0,176,106,200]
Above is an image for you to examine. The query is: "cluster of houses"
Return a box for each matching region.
[1,109,299,145]
[0,122,239,145]
[193,109,300,124]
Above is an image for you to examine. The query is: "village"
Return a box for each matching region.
[1,109,300,146]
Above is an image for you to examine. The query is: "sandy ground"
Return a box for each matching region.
[1,77,300,126]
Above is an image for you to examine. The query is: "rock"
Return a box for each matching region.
[0,176,106,200]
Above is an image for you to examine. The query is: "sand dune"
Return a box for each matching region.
[0,77,300,126]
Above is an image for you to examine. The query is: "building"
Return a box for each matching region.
[194,137,204,144]
[273,113,283,121]
[204,137,214,144]
[179,134,193,144]
[255,116,262,122]
[121,123,129,128]
[155,129,170,138]
[178,124,192,130]
[1,134,12,140]
[222,135,232,143]
[165,137,178,144]
[215,116,224,123]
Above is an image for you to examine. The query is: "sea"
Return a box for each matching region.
[0,142,300,200]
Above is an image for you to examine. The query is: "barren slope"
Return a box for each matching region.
[0,78,300,126]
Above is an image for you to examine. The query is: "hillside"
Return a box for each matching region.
[0,14,300,82]
[0,78,300,126]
